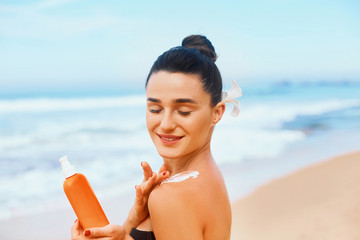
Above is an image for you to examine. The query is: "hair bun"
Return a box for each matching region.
[182,35,217,62]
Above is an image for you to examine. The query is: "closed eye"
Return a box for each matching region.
[178,111,191,116]
[149,108,162,114]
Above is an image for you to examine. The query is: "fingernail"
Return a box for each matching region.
[162,171,167,176]
[74,219,78,223]
[141,161,145,167]
[84,230,91,236]
[151,172,155,177]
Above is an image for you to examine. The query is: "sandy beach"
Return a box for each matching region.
[1,151,360,240]
[231,151,360,240]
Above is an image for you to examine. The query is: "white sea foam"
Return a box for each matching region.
[235,98,360,129]
[0,92,359,220]
[0,95,146,113]
[212,98,360,164]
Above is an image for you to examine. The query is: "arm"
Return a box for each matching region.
[124,161,169,233]
[148,183,204,240]
[70,161,169,239]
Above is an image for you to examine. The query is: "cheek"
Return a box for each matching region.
[146,112,162,139]
[146,112,154,132]
[186,113,212,137]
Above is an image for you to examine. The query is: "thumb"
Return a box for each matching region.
[84,224,125,238]
[83,227,104,238]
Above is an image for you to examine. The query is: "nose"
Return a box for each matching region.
[160,110,175,131]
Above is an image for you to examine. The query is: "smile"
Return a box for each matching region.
[157,134,184,145]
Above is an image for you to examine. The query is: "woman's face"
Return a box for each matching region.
[146,71,219,160]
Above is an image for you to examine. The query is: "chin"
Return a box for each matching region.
[157,150,181,160]
[154,145,187,159]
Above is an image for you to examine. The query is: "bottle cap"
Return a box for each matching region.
[59,156,76,178]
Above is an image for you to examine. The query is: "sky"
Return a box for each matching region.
[0,0,359,97]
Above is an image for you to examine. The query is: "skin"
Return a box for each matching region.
[71,162,169,239]
[70,71,231,239]
[145,71,232,240]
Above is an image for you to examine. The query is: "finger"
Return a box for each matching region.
[83,227,103,238]
[139,173,156,197]
[84,224,125,238]
[141,161,153,180]
[71,219,82,237]
[158,164,167,174]
[135,185,144,206]
[155,171,169,185]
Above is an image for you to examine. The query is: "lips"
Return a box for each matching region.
[157,134,184,145]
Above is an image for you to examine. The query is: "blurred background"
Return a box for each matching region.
[0,0,360,234]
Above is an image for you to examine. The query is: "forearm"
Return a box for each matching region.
[123,218,138,235]
[123,208,142,234]
[125,234,135,240]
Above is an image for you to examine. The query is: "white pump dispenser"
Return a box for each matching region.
[59,156,76,178]
[60,155,109,229]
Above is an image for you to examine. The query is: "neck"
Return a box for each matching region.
[163,142,213,175]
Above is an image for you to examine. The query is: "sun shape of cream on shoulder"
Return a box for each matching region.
[160,171,199,185]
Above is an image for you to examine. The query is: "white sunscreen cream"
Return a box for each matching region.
[161,170,199,185]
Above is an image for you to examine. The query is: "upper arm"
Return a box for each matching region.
[148,184,204,240]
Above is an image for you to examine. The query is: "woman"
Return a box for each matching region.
[71,35,234,240]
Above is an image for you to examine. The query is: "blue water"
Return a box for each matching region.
[0,80,360,220]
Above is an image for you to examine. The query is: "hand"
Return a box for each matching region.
[124,161,169,232]
[71,219,131,240]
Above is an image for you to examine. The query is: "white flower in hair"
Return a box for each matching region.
[221,80,243,117]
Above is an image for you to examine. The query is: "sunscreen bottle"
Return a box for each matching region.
[60,156,109,229]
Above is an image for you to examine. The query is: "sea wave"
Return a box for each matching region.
[1,92,360,220]
[0,95,146,113]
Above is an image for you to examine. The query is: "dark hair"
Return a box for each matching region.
[145,35,222,106]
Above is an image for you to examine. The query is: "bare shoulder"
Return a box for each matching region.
[148,177,204,239]
[149,170,212,213]
[148,168,231,240]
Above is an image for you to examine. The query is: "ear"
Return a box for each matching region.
[211,101,225,125]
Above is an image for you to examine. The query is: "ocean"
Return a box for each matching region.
[1,80,360,220]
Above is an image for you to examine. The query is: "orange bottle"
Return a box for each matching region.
[60,156,109,229]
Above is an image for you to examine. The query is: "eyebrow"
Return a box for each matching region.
[175,98,198,104]
[147,97,160,103]
[147,97,198,104]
